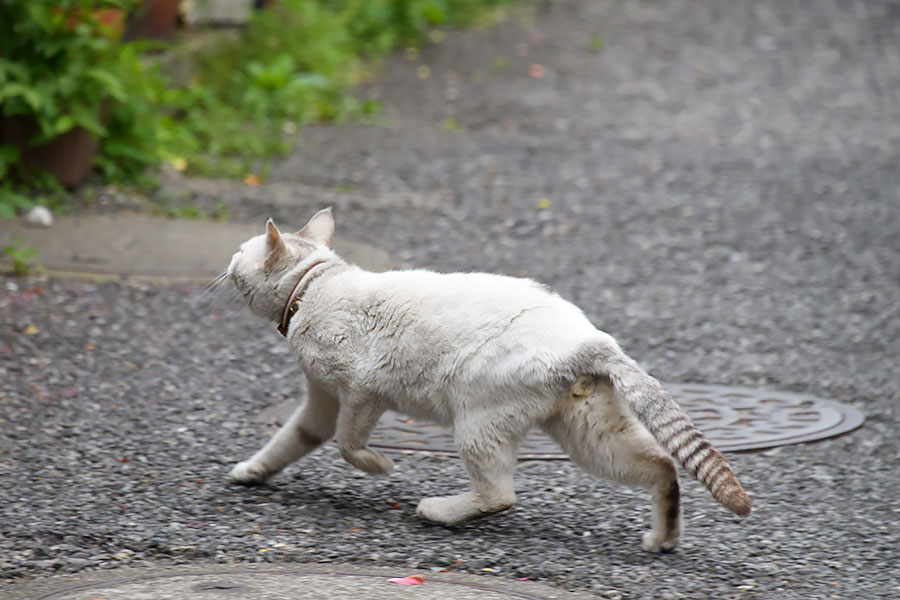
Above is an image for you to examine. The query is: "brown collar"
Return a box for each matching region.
[277,260,329,337]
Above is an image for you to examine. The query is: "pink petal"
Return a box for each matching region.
[387,575,425,585]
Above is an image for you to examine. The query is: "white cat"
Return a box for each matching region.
[225,208,751,552]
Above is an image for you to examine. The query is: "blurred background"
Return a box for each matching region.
[0,0,514,213]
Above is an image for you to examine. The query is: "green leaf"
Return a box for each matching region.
[293,73,328,89]
[0,83,42,111]
[54,114,76,135]
[0,59,29,83]
[86,68,126,101]
[0,145,21,170]
[68,105,105,137]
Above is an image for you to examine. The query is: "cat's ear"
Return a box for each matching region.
[296,207,334,245]
[265,218,288,267]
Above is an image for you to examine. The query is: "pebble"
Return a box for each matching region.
[25,205,53,227]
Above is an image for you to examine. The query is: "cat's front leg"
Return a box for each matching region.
[335,396,393,475]
[229,380,339,484]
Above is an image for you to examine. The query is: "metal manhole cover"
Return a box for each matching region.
[260,383,863,459]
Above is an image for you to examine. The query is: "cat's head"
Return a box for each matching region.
[228,208,336,321]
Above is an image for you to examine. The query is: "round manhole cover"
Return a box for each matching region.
[259,383,863,459]
[18,567,588,600]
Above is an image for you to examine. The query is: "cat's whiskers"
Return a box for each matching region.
[203,271,230,296]
[195,271,241,309]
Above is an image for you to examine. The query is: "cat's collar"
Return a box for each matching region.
[277,260,329,337]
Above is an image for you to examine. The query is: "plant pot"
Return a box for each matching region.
[124,0,181,41]
[63,7,126,38]
[0,115,97,188]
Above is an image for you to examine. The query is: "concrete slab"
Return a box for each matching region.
[0,214,393,281]
[4,565,593,600]
[182,0,253,26]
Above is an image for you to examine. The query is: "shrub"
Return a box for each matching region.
[0,0,514,215]
[165,0,511,178]
[0,1,165,208]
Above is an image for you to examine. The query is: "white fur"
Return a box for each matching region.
[226,210,682,551]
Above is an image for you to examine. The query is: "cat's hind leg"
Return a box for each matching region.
[542,390,681,552]
[416,414,522,525]
[229,380,339,484]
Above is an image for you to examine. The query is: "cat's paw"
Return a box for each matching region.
[339,447,394,475]
[641,530,679,553]
[228,460,270,485]
[417,494,477,525]
[416,492,514,525]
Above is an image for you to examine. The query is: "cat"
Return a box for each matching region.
[225,208,751,552]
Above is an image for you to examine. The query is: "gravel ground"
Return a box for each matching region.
[2,0,899,598]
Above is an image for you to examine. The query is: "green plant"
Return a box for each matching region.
[0,1,164,200]
[213,200,230,222]
[0,185,35,219]
[0,143,33,217]
[441,117,461,131]
[326,0,512,54]
[166,203,200,219]
[1,0,517,212]
[0,145,63,217]
[160,0,514,179]
[1,238,39,275]
[94,41,168,185]
[158,0,363,177]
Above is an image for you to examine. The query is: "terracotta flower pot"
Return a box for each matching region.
[0,115,97,188]
[63,8,126,38]
[124,0,182,41]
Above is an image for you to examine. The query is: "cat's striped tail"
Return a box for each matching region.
[592,346,752,516]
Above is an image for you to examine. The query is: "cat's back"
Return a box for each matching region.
[345,268,564,311]
[326,267,597,342]
[303,267,607,405]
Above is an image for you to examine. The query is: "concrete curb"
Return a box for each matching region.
[4,564,595,600]
[0,214,394,281]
